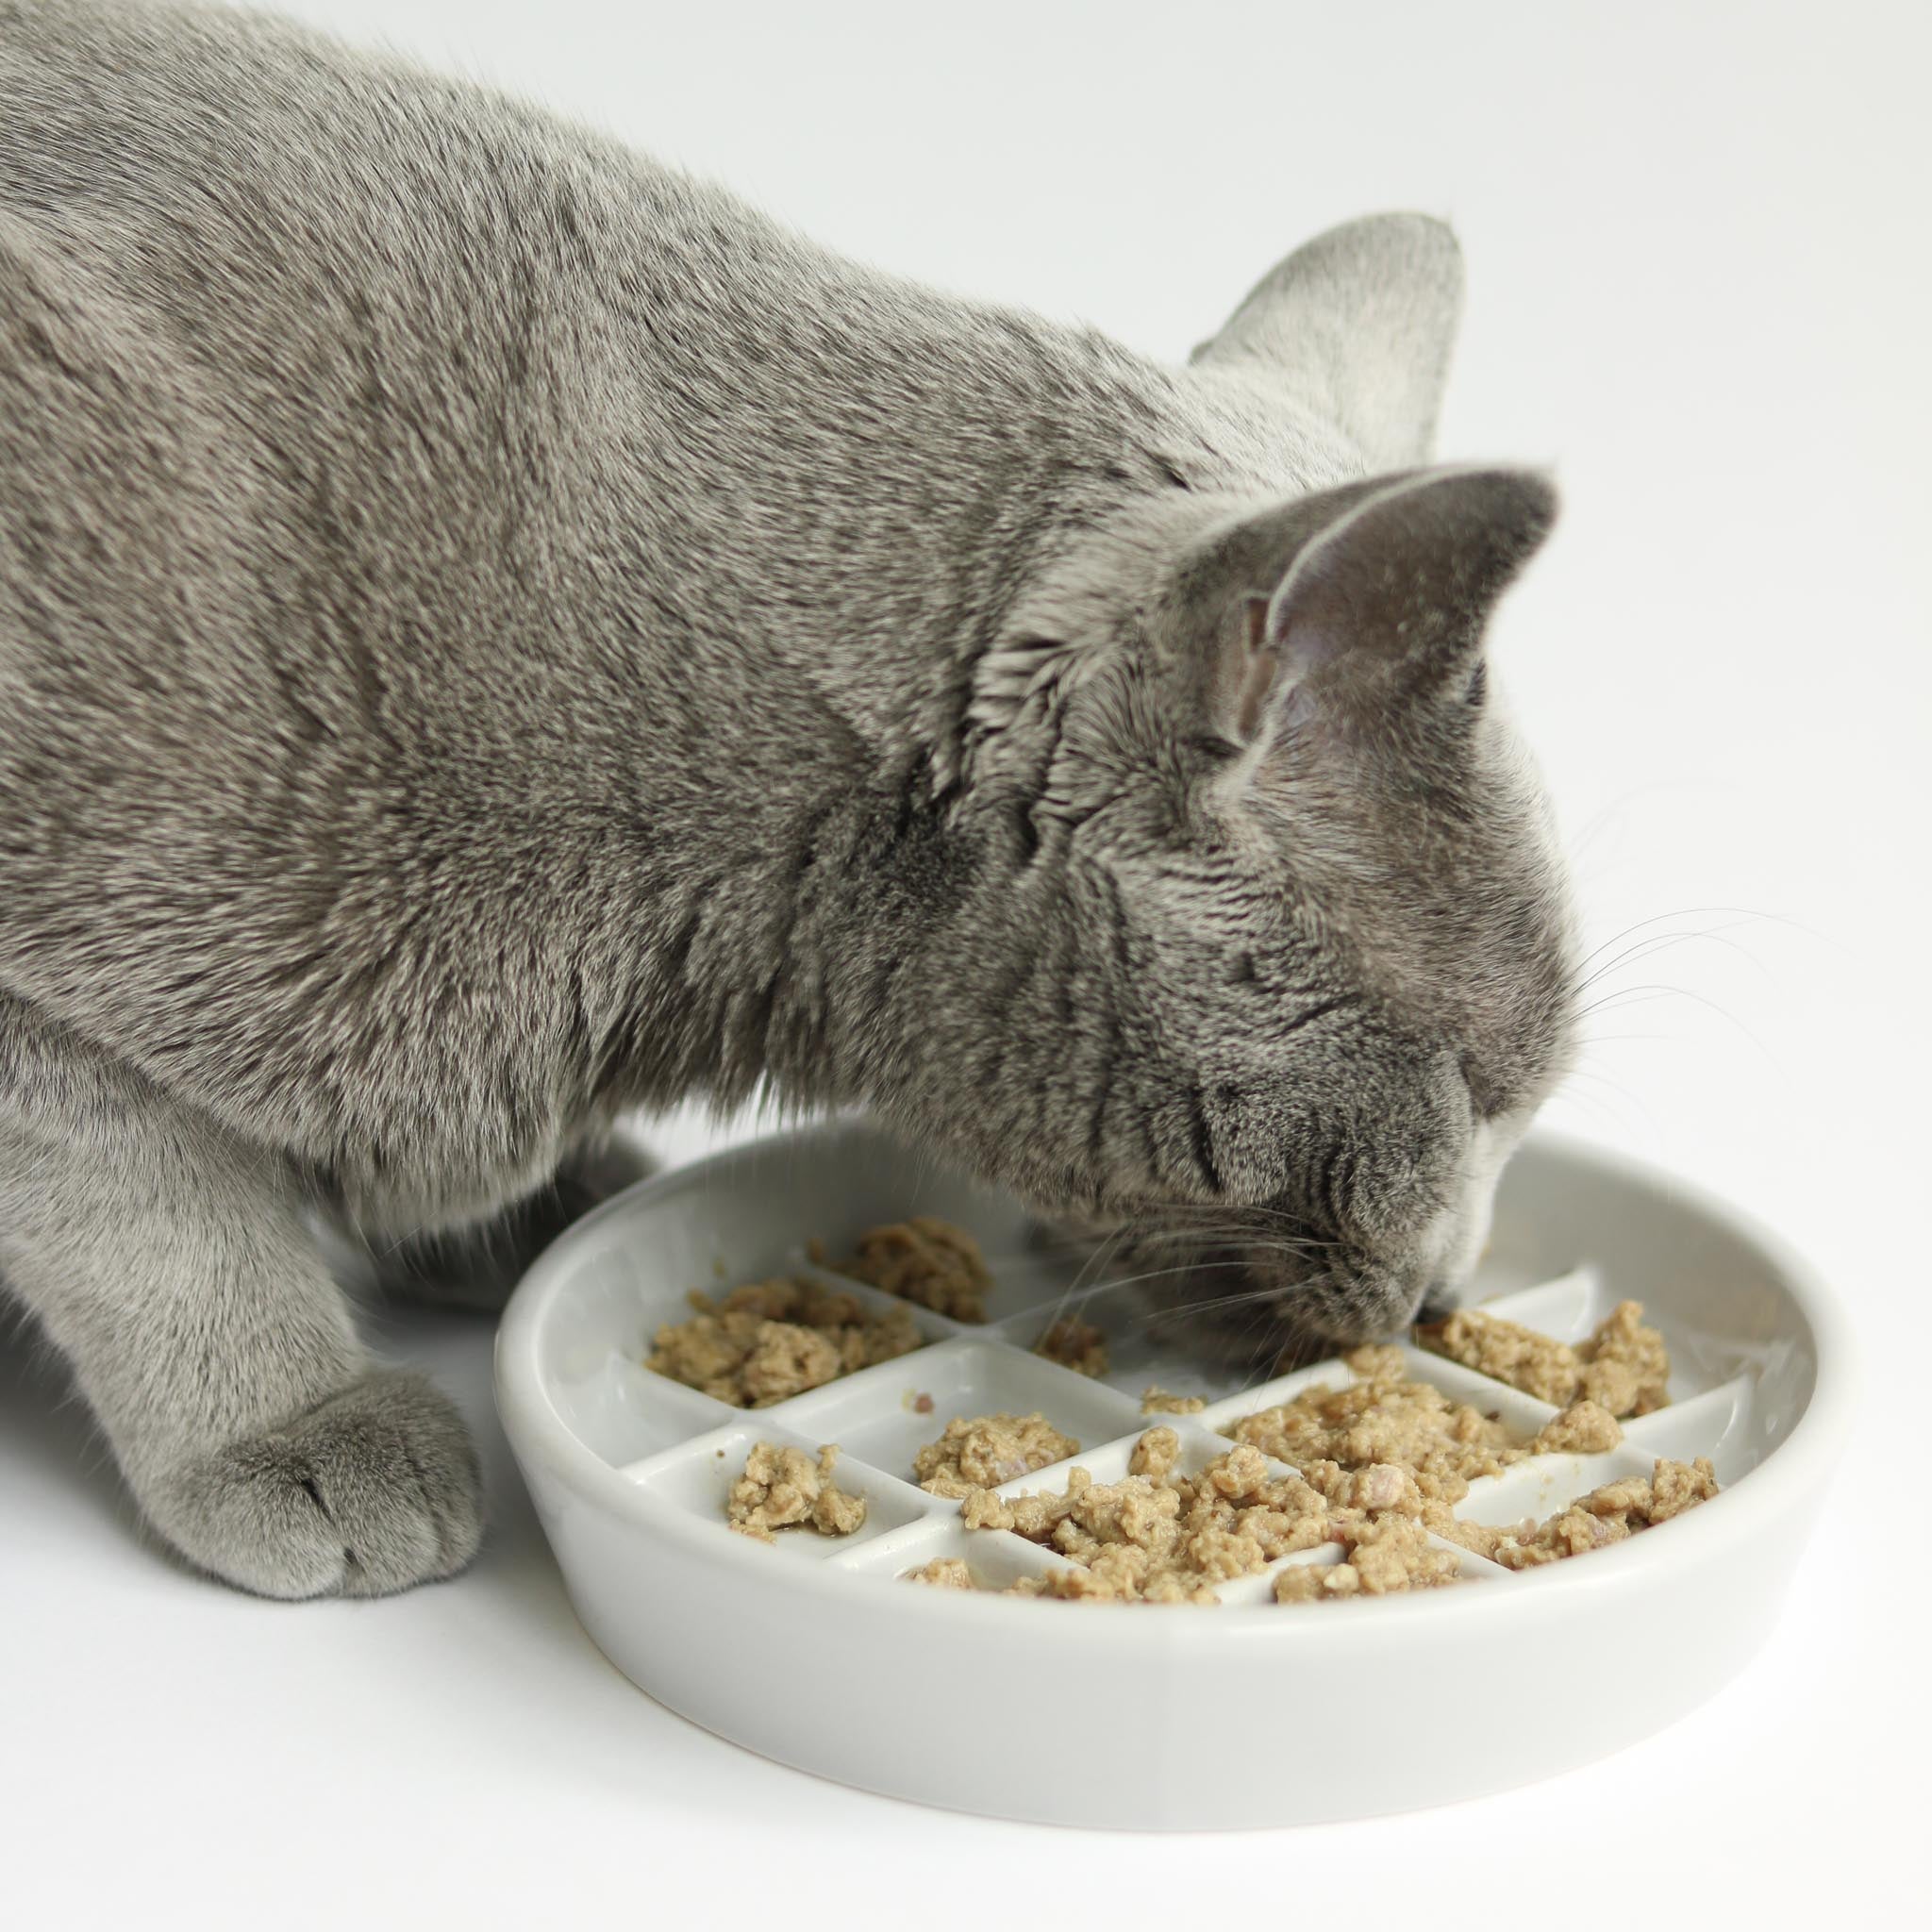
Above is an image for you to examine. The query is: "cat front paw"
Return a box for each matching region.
[151,1370,483,1598]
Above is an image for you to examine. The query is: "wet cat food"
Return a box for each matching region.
[816,1216,992,1323]
[911,1411,1079,1497]
[905,1557,980,1589]
[1271,1512,1464,1601]
[1525,1397,1623,1455]
[1480,1457,1721,1568]
[1034,1316,1109,1377]
[1418,1300,1670,1418]
[961,1431,1336,1603]
[1226,1345,1630,1509]
[725,1441,867,1541]
[648,1277,921,1406]
[1141,1388,1207,1415]
[944,1317,1710,1603]
[686,1221,1712,1605]
[1228,1345,1520,1506]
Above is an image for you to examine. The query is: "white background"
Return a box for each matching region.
[4,1,1928,1925]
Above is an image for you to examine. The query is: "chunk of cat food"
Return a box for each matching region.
[1009,1553,1223,1605]
[1528,1398,1624,1456]
[647,1276,922,1406]
[961,1486,1019,1532]
[1647,1454,1723,1521]
[1417,1300,1671,1418]
[1489,1457,1720,1568]
[1127,1424,1183,1482]
[1414,1307,1582,1406]
[965,1430,1334,1603]
[1141,1387,1207,1414]
[1273,1512,1463,1603]
[911,1411,1079,1496]
[1227,1344,1529,1507]
[1420,1503,1513,1562]
[1034,1316,1110,1377]
[904,1557,980,1590]
[725,1441,868,1541]
[1574,1300,1673,1417]
[817,1216,992,1322]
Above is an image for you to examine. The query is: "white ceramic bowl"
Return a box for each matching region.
[494,1120,1852,1830]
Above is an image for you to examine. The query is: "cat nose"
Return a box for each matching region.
[1415,1276,1461,1325]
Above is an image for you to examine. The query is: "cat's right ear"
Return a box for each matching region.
[1186,466,1557,754]
[1191,213,1463,469]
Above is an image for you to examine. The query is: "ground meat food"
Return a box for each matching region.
[961,1486,1019,1531]
[1490,1457,1720,1568]
[647,1277,922,1406]
[911,1412,1079,1497]
[1127,1424,1183,1481]
[1227,1344,1529,1508]
[1528,1398,1625,1456]
[1141,1388,1208,1414]
[1417,1300,1672,1418]
[1420,1502,1510,1561]
[964,1432,1336,1603]
[1034,1317,1109,1377]
[725,1441,868,1541]
[1414,1308,1581,1406]
[1648,1455,1722,1520]
[821,1217,992,1323]
[904,1557,979,1589]
[691,1254,1715,1602]
[1574,1301,1673,1418]
[1011,1555,1222,1605]
[1273,1512,1463,1602]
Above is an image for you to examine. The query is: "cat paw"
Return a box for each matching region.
[153,1371,483,1599]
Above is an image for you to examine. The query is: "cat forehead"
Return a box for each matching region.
[1103,712,1574,1032]
[1269,732,1568,964]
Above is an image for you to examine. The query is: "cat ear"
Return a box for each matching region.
[1212,466,1557,746]
[1191,213,1463,468]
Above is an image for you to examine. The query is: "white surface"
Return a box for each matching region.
[3,0,1927,1919]
[497,1121,1851,1829]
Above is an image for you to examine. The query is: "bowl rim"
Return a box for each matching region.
[494,1120,1857,1642]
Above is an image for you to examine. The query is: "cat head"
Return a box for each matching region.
[874,215,1578,1353]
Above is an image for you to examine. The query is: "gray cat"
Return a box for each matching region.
[0,0,1578,1597]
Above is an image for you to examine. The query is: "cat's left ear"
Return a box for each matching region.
[1191,212,1463,468]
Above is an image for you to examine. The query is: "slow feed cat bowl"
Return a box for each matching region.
[494,1122,1850,1829]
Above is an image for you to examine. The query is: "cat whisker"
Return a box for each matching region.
[1571,904,1794,976]
[1575,922,1773,996]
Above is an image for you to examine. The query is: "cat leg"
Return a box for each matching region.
[0,1001,482,1597]
[361,1132,656,1311]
